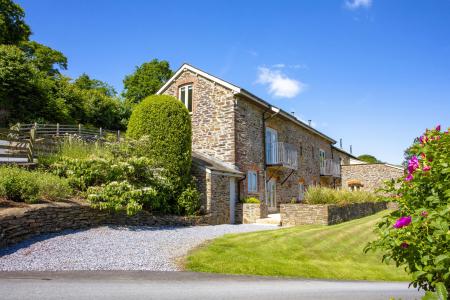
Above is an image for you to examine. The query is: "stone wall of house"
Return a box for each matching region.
[0,202,207,248]
[162,69,236,165]
[209,173,231,225]
[341,164,404,192]
[280,202,387,226]
[235,203,268,224]
[235,95,339,206]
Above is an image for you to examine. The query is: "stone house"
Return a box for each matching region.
[341,162,404,192]
[157,64,355,224]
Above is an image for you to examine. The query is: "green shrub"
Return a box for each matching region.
[87,181,158,215]
[304,186,379,205]
[177,185,201,215]
[126,95,192,185]
[243,197,260,204]
[365,125,450,295]
[0,166,72,203]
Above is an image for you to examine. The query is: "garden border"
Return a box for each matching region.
[0,201,208,248]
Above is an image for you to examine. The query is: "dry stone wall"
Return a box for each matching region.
[280,202,387,226]
[235,203,268,224]
[0,202,207,248]
[341,164,404,192]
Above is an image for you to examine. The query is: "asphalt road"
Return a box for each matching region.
[0,271,424,300]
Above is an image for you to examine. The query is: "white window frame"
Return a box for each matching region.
[178,84,193,112]
[265,127,278,164]
[247,171,258,193]
[298,182,305,201]
[319,149,326,168]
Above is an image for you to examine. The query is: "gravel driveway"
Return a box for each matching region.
[0,224,276,271]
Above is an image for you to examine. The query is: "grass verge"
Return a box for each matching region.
[186,211,410,281]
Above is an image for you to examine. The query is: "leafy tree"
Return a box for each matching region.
[0,44,44,125]
[357,154,380,164]
[20,41,67,76]
[122,59,173,105]
[365,125,450,296]
[74,73,116,97]
[0,0,31,45]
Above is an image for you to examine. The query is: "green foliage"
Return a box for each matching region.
[122,59,173,105]
[0,0,31,45]
[87,181,158,216]
[357,154,380,164]
[126,94,192,185]
[304,186,379,205]
[177,184,201,215]
[20,41,67,76]
[242,197,261,204]
[365,125,450,294]
[0,166,72,203]
[74,73,116,97]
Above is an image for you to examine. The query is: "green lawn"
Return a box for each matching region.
[186,211,410,281]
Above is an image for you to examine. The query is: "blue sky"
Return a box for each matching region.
[17,0,450,164]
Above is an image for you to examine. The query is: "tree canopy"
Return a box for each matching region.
[0,0,31,44]
[122,59,173,106]
[357,154,380,164]
[0,0,129,129]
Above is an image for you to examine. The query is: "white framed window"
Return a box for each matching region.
[265,127,278,164]
[298,182,305,201]
[247,171,258,193]
[319,149,326,168]
[178,84,193,112]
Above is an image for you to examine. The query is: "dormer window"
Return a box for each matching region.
[179,84,192,112]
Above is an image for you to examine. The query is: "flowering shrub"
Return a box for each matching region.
[365,125,450,296]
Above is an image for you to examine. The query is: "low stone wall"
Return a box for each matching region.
[235,202,268,224]
[0,201,207,248]
[280,202,388,226]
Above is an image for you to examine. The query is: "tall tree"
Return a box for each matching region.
[20,41,67,76]
[122,59,173,105]
[74,73,116,97]
[357,154,380,164]
[0,0,31,45]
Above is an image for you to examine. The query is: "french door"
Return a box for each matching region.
[266,178,277,208]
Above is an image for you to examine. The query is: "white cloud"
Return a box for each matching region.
[345,0,372,10]
[256,67,306,99]
[272,63,285,68]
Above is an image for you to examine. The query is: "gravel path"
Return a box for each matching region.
[0,224,276,271]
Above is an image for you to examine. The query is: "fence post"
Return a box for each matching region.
[117,130,120,142]
[78,123,82,135]
[56,123,60,137]
[27,128,35,163]
[99,127,103,138]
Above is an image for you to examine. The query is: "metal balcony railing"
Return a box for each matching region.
[320,159,341,177]
[266,142,298,170]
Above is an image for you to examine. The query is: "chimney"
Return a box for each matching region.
[291,111,295,116]
[350,145,353,154]
[340,138,343,149]
[308,120,312,126]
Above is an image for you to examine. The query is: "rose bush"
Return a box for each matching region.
[365,125,450,297]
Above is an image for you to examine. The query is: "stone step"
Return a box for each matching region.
[255,213,281,226]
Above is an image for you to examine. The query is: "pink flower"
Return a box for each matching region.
[436,124,441,131]
[423,165,431,172]
[419,136,425,144]
[420,153,426,159]
[393,216,412,228]
[401,242,409,249]
[408,156,419,174]
[421,211,428,217]
[405,174,413,181]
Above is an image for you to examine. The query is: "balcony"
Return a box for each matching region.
[266,142,298,170]
[320,159,341,177]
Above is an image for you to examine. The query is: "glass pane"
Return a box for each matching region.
[187,86,193,112]
[179,87,185,103]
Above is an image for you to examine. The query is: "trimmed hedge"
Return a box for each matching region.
[126,95,192,182]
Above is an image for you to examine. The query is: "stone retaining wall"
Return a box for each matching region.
[235,203,268,224]
[0,201,207,248]
[280,202,388,226]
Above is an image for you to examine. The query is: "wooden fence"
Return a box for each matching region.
[0,123,121,164]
